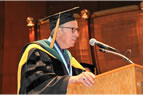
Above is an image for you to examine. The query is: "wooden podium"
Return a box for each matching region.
[67,64,143,94]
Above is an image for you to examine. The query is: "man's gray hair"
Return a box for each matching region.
[50,29,55,37]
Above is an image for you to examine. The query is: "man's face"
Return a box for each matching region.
[57,20,79,49]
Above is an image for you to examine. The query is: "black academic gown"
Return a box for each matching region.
[17,39,85,94]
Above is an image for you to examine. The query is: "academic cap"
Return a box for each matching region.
[39,7,79,48]
[49,12,75,31]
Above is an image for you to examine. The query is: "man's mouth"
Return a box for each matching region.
[72,39,76,42]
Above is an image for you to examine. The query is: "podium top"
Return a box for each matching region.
[96,64,143,79]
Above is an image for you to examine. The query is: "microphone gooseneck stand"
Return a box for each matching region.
[99,48,134,64]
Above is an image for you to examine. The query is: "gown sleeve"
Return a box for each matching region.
[20,49,70,94]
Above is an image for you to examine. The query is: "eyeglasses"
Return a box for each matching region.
[60,26,80,33]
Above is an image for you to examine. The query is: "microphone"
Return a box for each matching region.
[89,38,119,52]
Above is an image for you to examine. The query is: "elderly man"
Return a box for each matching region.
[17,9,95,94]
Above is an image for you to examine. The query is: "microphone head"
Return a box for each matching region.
[89,38,96,46]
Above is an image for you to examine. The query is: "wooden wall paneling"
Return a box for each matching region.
[0,1,5,93]
[39,21,51,40]
[136,11,143,66]
[93,10,143,73]
[2,2,48,93]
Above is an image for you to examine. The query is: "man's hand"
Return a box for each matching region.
[68,71,95,87]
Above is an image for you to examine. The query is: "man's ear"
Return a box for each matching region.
[56,28,62,37]
[58,28,63,35]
